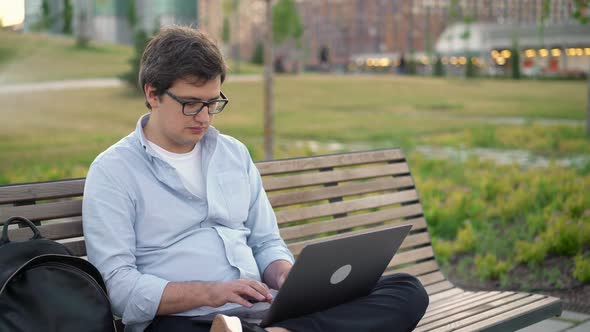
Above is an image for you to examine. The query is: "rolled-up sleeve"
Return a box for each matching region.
[243,156,294,275]
[82,163,169,325]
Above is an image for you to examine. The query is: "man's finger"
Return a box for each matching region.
[244,280,273,301]
[229,293,253,308]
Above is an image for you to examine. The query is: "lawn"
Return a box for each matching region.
[0,30,261,83]
[1,75,588,181]
[1,31,589,298]
[0,31,132,83]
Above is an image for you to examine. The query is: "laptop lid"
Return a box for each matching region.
[260,223,412,327]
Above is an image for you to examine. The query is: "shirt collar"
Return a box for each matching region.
[134,113,219,162]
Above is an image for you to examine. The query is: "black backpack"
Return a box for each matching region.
[0,216,117,332]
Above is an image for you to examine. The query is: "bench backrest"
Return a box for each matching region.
[0,149,441,290]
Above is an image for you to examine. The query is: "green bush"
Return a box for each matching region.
[574,254,590,283]
[432,238,454,265]
[474,253,511,280]
[410,152,590,283]
[544,216,586,256]
[454,222,477,253]
[515,240,547,265]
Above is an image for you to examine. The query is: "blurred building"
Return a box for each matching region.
[24,0,198,44]
[293,0,580,69]
[22,0,588,75]
[24,0,64,33]
[435,22,590,77]
[92,0,198,44]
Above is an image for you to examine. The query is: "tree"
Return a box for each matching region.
[222,0,241,73]
[222,17,230,44]
[272,0,303,45]
[75,0,91,48]
[511,45,520,80]
[37,0,53,31]
[272,0,303,74]
[460,15,476,78]
[433,55,445,77]
[251,41,264,65]
[62,0,73,34]
[121,1,157,89]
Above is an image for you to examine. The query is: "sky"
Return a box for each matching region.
[0,0,24,27]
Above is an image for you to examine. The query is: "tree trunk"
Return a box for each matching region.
[264,0,274,160]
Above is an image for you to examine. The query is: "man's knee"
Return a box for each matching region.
[377,273,429,313]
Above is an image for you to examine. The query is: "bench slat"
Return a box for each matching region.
[421,292,515,325]
[286,218,427,256]
[263,163,410,191]
[429,288,464,304]
[7,218,83,241]
[424,280,454,295]
[257,149,405,175]
[0,178,85,204]
[426,291,480,312]
[60,239,86,257]
[388,246,435,267]
[0,200,82,222]
[416,271,446,287]
[453,297,562,332]
[387,259,439,276]
[268,176,415,207]
[414,293,534,331]
[276,189,419,224]
[426,291,495,315]
[279,204,424,240]
[424,293,549,332]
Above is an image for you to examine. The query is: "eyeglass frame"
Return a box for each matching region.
[163,90,229,116]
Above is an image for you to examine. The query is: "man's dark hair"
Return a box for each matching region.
[139,26,227,109]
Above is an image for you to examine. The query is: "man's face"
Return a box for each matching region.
[144,76,222,153]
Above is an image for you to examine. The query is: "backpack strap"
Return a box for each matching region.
[1,216,43,245]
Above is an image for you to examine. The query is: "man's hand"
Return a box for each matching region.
[263,260,293,290]
[207,279,274,308]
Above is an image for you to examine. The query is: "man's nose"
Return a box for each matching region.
[193,106,211,123]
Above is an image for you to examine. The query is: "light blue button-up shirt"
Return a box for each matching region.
[82,114,294,332]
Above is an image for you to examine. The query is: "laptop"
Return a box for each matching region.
[191,223,412,328]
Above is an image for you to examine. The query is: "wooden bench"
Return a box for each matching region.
[0,148,562,331]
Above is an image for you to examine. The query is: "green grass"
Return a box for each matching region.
[1,75,588,182]
[0,31,133,83]
[0,31,261,84]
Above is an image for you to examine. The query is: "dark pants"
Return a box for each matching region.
[146,273,429,332]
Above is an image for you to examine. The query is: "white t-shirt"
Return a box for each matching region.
[147,140,206,198]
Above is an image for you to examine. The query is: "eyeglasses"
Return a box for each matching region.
[164,90,229,116]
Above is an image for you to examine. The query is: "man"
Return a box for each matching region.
[83,26,428,332]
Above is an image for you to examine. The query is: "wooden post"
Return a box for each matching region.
[264,0,274,160]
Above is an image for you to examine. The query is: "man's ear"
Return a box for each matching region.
[144,84,160,109]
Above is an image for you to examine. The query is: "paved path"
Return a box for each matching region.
[0,75,262,95]
[414,145,590,168]
[517,310,590,332]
